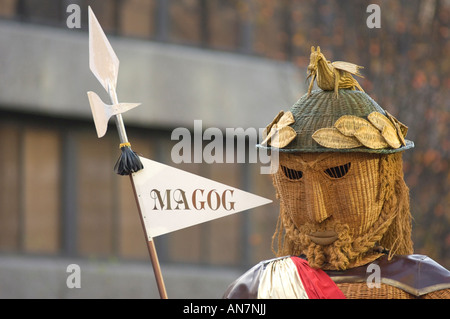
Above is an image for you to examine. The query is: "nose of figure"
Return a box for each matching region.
[308,180,329,223]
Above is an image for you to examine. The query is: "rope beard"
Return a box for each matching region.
[283,220,353,270]
[277,204,396,270]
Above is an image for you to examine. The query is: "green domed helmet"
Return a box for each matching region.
[258,89,414,154]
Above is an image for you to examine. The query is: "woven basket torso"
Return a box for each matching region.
[337,283,450,299]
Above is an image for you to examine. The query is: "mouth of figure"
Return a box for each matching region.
[308,230,338,246]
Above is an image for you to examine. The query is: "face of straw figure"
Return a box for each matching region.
[273,152,387,270]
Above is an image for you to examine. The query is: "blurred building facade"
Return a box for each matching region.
[0,0,303,298]
[0,0,448,298]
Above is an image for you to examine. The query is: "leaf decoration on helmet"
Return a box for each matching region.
[261,111,297,148]
[334,115,373,136]
[384,110,408,146]
[353,125,390,149]
[312,127,362,149]
[368,111,402,148]
[312,111,407,150]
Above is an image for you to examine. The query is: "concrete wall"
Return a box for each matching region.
[0,20,304,130]
[0,255,243,299]
[0,20,305,299]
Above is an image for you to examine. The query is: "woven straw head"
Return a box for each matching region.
[258,89,414,153]
[265,89,414,271]
[272,151,413,270]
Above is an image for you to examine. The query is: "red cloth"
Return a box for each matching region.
[290,256,346,299]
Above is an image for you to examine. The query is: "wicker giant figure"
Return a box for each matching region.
[224,47,450,299]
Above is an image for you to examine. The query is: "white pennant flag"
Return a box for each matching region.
[131,157,272,239]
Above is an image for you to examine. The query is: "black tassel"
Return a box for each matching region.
[114,143,144,175]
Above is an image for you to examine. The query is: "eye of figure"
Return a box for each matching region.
[324,162,351,179]
[281,165,303,180]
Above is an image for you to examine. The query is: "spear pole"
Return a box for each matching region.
[108,83,168,299]
[88,6,168,299]
[128,174,168,299]
[108,84,130,146]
